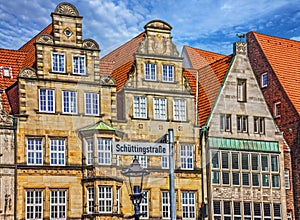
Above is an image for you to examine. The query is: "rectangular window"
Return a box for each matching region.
[162,192,170,219]
[261,155,269,171]
[85,93,99,115]
[26,190,43,220]
[251,154,259,170]
[162,64,174,82]
[212,171,220,184]
[50,139,65,166]
[27,139,43,165]
[264,203,271,219]
[1,66,12,78]
[98,186,112,213]
[271,155,279,172]
[223,201,231,218]
[182,192,195,220]
[274,102,281,118]
[242,153,249,170]
[273,203,281,219]
[232,152,239,169]
[50,190,66,219]
[62,91,77,114]
[242,173,250,186]
[284,169,290,189]
[237,115,248,133]
[252,173,260,186]
[272,175,280,188]
[87,187,94,214]
[154,98,167,120]
[262,174,270,187]
[173,99,186,121]
[145,63,156,81]
[141,191,149,219]
[222,152,229,169]
[222,172,230,185]
[261,72,268,88]
[180,145,193,169]
[52,53,65,73]
[237,79,246,102]
[220,114,231,131]
[133,96,147,118]
[254,117,265,134]
[86,139,94,165]
[213,200,221,215]
[39,89,55,113]
[234,202,241,216]
[73,55,85,75]
[211,151,219,168]
[97,138,111,165]
[244,202,251,219]
[254,203,261,219]
[232,172,240,186]
[161,156,169,169]
[136,155,147,168]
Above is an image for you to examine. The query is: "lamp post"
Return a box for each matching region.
[122,158,150,220]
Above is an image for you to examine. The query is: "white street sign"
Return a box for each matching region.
[112,142,169,156]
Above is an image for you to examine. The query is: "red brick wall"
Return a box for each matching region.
[247,32,299,219]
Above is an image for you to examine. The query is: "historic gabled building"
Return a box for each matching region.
[101,20,202,219]
[184,41,287,219]
[247,31,299,220]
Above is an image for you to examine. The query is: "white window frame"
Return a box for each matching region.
[182,192,196,220]
[98,186,112,213]
[97,138,111,165]
[39,89,55,113]
[52,52,65,73]
[87,187,94,214]
[26,190,43,220]
[173,99,186,121]
[133,96,147,119]
[62,91,77,114]
[136,155,147,168]
[220,114,231,131]
[140,191,149,219]
[153,98,167,120]
[145,63,156,81]
[261,72,268,88]
[50,139,65,166]
[50,190,67,220]
[86,139,94,165]
[213,200,221,219]
[284,169,290,189]
[237,79,246,102]
[161,156,169,169]
[84,92,99,116]
[72,55,86,75]
[254,117,265,134]
[212,171,220,185]
[180,145,193,170]
[162,191,170,219]
[162,64,174,82]
[274,102,281,118]
[27,139,43,165]
[237,115,248,133]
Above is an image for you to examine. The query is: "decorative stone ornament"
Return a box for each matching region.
[54,2,79,16]
[83,39,100,50]
[99,74,116,86]
[36,34,53,44]
[19,67,37,79]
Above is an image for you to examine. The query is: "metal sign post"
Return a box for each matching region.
[168,129,176,220]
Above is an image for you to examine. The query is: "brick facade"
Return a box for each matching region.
[247,32,297,219]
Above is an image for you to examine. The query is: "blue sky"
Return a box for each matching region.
[0,0,300,56]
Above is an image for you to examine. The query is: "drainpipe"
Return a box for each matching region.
[13,117,17,220]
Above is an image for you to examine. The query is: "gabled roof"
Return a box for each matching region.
[19,24,53,68]
[182,45,225,69]
[184,55,233,126]
[249,31,300,114]
[100,33,145,91]
[0,49,27,112]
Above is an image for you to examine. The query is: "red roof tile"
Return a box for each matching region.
[250,32,300,114]
[183,45,225,69]
[184,55,233,126]
[100,33,145,91]
[19,24,52,68]
[0,49,28,112]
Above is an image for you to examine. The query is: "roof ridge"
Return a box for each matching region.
[183,45,226,56]
[251,31,300,44]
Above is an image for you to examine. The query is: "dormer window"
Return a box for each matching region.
[52,52,65,73]
[0,66,12,78]
[145,63,156,81]
[162,64,174,82]
[73,55,86,75]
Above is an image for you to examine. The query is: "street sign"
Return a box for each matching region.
[112,142,169,156]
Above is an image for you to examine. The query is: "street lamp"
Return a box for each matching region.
[122,158,150,220]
